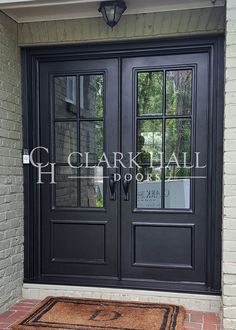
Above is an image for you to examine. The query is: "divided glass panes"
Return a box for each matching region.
[53,74,105,209]
[136,69,193,210]
[138,71,163,115]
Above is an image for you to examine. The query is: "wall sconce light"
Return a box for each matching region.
[98,0,127,28]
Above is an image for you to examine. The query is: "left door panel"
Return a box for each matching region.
[38,59,119,281]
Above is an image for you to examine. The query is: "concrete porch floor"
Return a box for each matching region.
[0,299,221,330]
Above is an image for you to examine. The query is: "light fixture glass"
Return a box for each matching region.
[98,0,127,28]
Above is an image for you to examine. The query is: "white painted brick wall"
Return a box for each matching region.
[0,11,23,312]
[223,0,236,329]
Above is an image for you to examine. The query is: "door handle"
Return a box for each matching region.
[109,174,116,201]
[123,177,130,201]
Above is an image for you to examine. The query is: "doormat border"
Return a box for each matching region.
[11,296,186,330]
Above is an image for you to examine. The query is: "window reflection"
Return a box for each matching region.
[137,120,162,164]
[80,167,104,208]
[165,119,191,163]
[53,74,105,209]
[80,75,104,119]
[136,69,193,210]
[55,122,77,164]
[80,121,103,163]
[165,167,191,209]
[54,76,77,119]
[137,167,162,209]
[55,166,77,208]
[166,70,192,116]
[138,71,163,115]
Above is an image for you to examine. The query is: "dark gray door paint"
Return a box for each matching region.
[23,37,223,293]
[121,54,208,283]
[39,59,120,279]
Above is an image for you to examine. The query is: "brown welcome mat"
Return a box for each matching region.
[11,296,186,330]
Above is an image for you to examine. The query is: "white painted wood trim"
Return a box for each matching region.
[22,284,221,313]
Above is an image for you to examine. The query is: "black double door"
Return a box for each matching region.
[38,52,210,290]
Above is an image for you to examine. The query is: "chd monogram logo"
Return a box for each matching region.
[29,146,206,185]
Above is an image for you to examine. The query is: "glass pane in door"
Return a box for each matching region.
[80,167,104,208]
[80,121,104,163]
[136,69,193,210]
[52,74,105,209]
[138,71,163,115]
[166,70,192,115]
[137,120,162,164]
[165,167,191,209]
[80,75,104,119]
[55,166,78,208]
[165,119,192,163]
[137,166,162,209]
[54,76,77,119]
[55,122,77,163]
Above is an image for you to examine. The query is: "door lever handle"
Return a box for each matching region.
[123,178,130,201]
[109,174,116,201]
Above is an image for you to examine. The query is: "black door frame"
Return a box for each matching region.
[22,34,224,295]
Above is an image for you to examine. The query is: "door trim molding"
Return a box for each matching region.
[22,34,224,294]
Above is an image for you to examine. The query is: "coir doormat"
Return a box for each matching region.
[11,296,186,330]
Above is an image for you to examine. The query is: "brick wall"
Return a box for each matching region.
[223,0,236,329]
[0,11,23,312]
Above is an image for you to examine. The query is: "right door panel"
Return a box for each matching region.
[121,53,209,284]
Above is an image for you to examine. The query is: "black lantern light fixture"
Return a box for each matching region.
[98,0,127,28]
